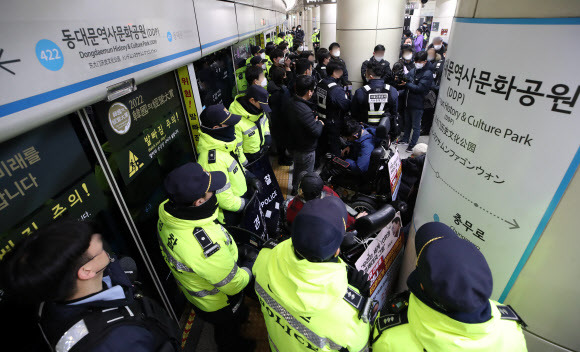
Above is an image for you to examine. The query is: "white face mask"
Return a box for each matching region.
[374,55,384,62]
[434,44,442,50]
[332,50,340,57]
[261,52,266,59]
[403,53,412,61]
[415,62,424,69]
[260,77,268,87]
[278,58,285,65]
[427,55,434,61]
[262,64,267,70]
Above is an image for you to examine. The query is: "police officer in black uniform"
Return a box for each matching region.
[1,220,180,352]
[316,60,351,157]
[352,61,399,126]
[361,44,393,85]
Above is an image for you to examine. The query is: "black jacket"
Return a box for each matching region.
[361,56,392,84]
[314,63,328,82]
[287,96,324,152]
[427,42,447,56]
[267,81,292,143]
[330,56,349,85]
[404,66,434,110]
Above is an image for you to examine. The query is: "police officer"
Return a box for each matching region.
[158,163,255,351]
[229,85,273,161]
[197,104,260,225]
[329,42,349,86]
[372,222,528,351]
[275,32,285,45]
[246,45,266,66]
[234,58,249,95]
[246,61,267,87]
[314,49,331,81]
[316,60,351,157]
[2,220,180,352]
[352,61,398,125]
[253,197,372,352]
[284,31,294,48]
[361,44,393,85]
[311,27,320,52]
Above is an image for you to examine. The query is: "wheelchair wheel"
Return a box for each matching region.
[350,199,377,214]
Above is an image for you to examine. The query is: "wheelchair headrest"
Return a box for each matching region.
[375,115,391,140]
[354,204,397,239]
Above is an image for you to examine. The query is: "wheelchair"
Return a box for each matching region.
[319,115,407,215]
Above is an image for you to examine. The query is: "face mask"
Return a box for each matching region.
[278,58,285,65]
[403,53,412,61]
[332,50,340,57]
[374,55,384,62]
[260,77,268,87]
[261,52,266,59]
[434,44,442,50]
[427,55,434,61]
[415,62,424,69]
[262,64,267,70]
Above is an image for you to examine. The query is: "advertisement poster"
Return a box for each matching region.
[413,19,580,300]
[355,212,404,311]
[388,149,402,201]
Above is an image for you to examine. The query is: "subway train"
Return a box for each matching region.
[0,0,579,351]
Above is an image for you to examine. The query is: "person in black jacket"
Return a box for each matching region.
[329,42,350,86]
[1,220,180,352]
[295,25,305,43]
[426,36,447,56]
[314,49,331,82]
[361,44,393,85]
[287,75,324,195]
[268,65,293,166]
[398,50,433,152]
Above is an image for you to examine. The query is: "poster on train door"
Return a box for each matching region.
[412,18,580,301]
[355,212,404,311]
[388,150,402,201]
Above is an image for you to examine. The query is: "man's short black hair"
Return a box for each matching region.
[296,75,316,96]
[278,32,285,38]
[277,42,288,51]
[300,51,314,60]
[295,58,313,75]
[329,42,340,51]
[374,44,386,52]
[245,65,263,84]
[1,220,96,302]
[270,49,285,61]
[265,43,276,57]
[317,50,331,63]
[416,27,423,34]
[342,118,362,137]
[326,61,344,76]
[366,61,385,78]
[415,50,428,62]
[401,44,413,53]
[269,65,286,86]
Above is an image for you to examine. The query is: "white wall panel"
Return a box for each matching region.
[194,0,239,56]
[236,3,257,40]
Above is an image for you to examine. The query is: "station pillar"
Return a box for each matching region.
[314,6,320,30]
[429,0,457,44]
[397,1,580,351]
[305,7,313,50]
[319,3,337,51]
[336,0,405,90]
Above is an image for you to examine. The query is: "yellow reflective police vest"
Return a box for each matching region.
[197,131,248,221]
[229,94,271,155]
[372,293,528,352]
[253,239,371,352]
[312,32,320,44]
[157,203,251,312]
[275,36,284,45]
[285,34,293,47]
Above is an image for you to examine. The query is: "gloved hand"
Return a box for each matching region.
[238,245,259,272]
[248,177,263,194]
[348,267,371,298]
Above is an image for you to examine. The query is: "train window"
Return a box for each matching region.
[85,70,196,317]
[0,114,156,350]
[194,48,236,109]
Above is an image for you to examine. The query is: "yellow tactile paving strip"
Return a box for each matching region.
[270,157,292,199]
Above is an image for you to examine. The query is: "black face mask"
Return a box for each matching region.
[240,96,263,115]
[165,194,219,221]
[201,125,236,142]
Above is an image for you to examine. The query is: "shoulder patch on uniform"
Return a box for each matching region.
[328,82,337,88]
[192,227,220,258]
[208,149,216,164]
[375,312,407,332]
[343,287,364,311]
[497,304,527,327]
[385,84,391,90]
[363,85,371,91]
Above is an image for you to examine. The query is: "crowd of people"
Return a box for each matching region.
[0,27,528,352]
